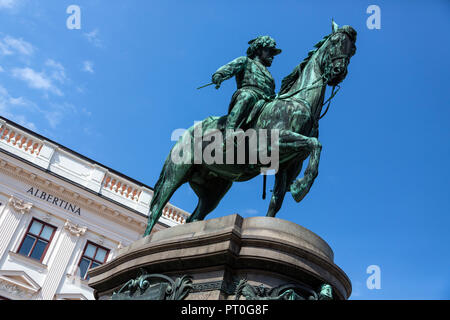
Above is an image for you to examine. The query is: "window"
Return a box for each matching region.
[78,242,109,280]
[17,218,56,262]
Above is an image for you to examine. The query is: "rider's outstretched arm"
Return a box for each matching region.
[212,56,248,87]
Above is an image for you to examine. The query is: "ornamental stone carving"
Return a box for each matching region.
[234,279,333,300]
[111,269,192,300]
[8,195,33,214]
[0,279,34,299]
[64,220,87,237]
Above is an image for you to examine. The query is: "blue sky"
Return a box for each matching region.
[0,0,449,299]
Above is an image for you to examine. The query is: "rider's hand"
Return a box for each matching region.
[212,74,222,89]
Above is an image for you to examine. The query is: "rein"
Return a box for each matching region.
[275,71,340,122]
[318,84,340,120]
[276,73,327,101]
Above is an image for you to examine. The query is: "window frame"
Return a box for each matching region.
[17,218,56,263]
[77,241,110,280]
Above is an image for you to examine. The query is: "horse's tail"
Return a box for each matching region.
[149,127,194,208]
[150,155,171,206]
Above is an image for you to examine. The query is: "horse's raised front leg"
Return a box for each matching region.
[289,138,321,202]
[276,130,322,203]
[266,169,287,217]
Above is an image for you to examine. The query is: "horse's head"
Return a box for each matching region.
[321,21,357,86]
[278,21,357,97]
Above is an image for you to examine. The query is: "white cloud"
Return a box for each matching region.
[82,60,94,73]
[8,96,28,106]
[83,29,103,48]
[44,102,77,128]
[0,85,7,96]
[243,208,259,215]
[9,114,37,131]
[0,84,80,130]
[0,84,30,107]
[12,67,51,90]
[12,67,62,96]
[0,34,92,131]
[0,84,40,112]
[44,111,63,129]
[45,59,67,83]
[0,0,19,9]
[81,107,92,116]
[0,84,37,130]
[75,86,85,94]
[0,35,34,56]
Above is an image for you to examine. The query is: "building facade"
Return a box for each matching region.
[0,116,189,300]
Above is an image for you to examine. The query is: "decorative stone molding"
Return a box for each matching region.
[0,270,41,300]
[64,220,87,237]
[191,280,238,295]
[8,195,33,214]
[7,252,48,272]
[101,173,142,203]
[55,293,88,300]
[162,204,188,224]
[0,122,43,159]
[111,269,192,300]
[97,235,105,245]
[0,280,34,299]
[234,278,332,300]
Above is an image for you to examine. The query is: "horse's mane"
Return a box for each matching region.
[279,34,330,95]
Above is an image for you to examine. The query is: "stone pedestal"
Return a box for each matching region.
[88,214,351,300]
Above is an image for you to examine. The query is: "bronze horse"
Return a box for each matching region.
[144,22,357,236]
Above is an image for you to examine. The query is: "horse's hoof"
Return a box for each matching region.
[143,228,151,237]
[290,179,308,203]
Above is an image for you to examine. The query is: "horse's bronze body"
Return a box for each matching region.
[144,22,357,236]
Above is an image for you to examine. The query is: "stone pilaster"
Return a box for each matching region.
[0,196,33,260]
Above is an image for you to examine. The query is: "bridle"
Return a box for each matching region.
[275,34,353,122]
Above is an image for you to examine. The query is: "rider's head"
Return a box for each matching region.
[247,36,282,67]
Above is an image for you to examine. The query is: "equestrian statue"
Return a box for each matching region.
[144,21,357,236]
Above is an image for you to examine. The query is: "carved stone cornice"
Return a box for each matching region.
[8,195,33,214]
[64,220,87,237]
